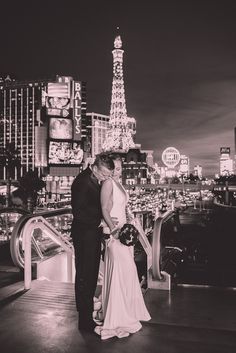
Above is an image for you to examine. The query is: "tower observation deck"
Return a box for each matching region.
[102,35,135,153]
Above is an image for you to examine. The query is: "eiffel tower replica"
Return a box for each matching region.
[102,33,135,153]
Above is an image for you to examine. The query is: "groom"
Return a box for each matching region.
[71,153,115,332]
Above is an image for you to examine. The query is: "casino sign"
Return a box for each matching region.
[162,147,181,168]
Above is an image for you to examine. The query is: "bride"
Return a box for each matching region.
[94,154,151,340]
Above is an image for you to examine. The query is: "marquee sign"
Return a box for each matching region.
[162,147,180,168]
[220,147,230,155]
[73,81,82,141]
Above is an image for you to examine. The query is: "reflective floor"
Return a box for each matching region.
[0,280,236,353]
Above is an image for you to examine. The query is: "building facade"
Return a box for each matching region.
[219,147,233,176]
[0,76,49,180]
[194,165,203,179]
[0,75,87,198]
[122,149,148,185]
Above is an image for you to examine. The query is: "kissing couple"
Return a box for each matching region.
[71,152,150,340]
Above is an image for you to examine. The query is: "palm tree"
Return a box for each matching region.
[18,170,46,213]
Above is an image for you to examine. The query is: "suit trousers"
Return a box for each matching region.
[73,223,102,325]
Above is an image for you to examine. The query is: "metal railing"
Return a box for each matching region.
[0,207,30,242]
[9,208,73,289]
[9,207,181,291]
[22,215,74,289]
[10,208,73,268]
[149,209,182,289]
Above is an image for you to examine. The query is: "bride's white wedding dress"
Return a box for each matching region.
[95,178,151,340]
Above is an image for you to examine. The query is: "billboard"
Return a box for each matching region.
[179,155,189,174]
[73,81,82,141]
[46,96,71,117]
[47,82,70,98]
[49,117,73,140]
[162,147,180,168]
[48,141,83,165]
[45,82,71,117]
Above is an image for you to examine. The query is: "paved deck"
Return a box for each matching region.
[0,280,236,353]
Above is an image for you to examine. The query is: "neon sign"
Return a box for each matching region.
[73,81,82,141]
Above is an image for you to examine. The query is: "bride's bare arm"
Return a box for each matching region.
[101,179,117,232]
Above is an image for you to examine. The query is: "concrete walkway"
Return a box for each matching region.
[0,280,236,353]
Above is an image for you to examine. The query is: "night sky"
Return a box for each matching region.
[2,0,236,176]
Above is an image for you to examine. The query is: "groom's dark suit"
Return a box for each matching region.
[71,167,102,328]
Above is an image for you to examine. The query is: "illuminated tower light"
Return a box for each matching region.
[103,34,135,152]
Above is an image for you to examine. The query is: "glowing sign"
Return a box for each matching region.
[180,155,189,165]
[45,82,70,117]
[73,81,82,141]
[49,118,73,140]
[48,141,83,165]
[162,147,180,168]
[47,82,69,97]
[179,155,189,174]
[220,147,230,155]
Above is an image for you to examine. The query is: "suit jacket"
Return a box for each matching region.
[71,167,102,229]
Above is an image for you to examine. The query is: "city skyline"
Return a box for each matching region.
[1,1,236,175]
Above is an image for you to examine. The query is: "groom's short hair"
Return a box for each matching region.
[93,153,115,170]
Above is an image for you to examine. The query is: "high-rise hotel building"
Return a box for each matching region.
[0,76,49,179]
[0,75,86,181]
[219,147,233,176]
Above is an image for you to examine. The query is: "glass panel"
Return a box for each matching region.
[30,212,73,260]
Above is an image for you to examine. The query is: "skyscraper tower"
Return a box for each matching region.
[103,34,135,152]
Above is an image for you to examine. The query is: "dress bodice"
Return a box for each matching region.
[110,179,128,228]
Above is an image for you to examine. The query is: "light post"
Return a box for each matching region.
[225,180,229,205]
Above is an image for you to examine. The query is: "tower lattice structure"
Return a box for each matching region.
[103,35,135,152]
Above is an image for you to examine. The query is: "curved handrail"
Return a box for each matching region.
[0,207,30,216]
[152,210,177,280]
[10,205,180,289]
[33,207,72,218]
[213,197,236,209]
[21,211,152,290]
[132,217,152,271]
[10,207,72,268]
[22,215,74,289]
[0,207,31,242]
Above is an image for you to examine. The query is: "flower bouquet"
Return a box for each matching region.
[118,223,139,247]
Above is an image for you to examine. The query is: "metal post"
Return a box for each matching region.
[24,222,33,290]
[225,180,229,205]
[67,252,73,282]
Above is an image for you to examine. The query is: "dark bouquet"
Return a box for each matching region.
[118,223,139,247]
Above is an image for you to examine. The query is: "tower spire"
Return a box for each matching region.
[102,33,135,152]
